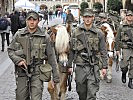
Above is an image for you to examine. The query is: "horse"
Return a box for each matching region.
[100,23,117,83]
[47,24,71,100]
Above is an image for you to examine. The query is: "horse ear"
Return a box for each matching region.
[50,26,57,33]
[101,26,108,36]
[113,31,117,37]
[101,26,106,31]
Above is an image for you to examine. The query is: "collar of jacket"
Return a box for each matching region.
[20,26,46,37]
[78,23,97,34]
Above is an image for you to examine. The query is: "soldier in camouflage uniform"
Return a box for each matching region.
[108,11,120,31]
[68,8,108,100]
[95,12,108,27]
[95,12,115,31]
[7,11,60,100]
[115,10,133,89]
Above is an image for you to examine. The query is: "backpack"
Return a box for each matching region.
[0,18,8,30]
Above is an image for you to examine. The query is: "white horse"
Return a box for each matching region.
[47,25,70,100]
[100,23,117,83]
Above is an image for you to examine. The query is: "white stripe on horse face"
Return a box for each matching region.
[108,51,114,58]
[107,37,114,51]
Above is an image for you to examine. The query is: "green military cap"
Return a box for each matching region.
[82,8,94,17]
[99,12,107,18]
[26,11,39,20]
[126,10,133,16]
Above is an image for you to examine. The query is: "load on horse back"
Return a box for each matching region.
[47,24,71,100]
[100,22,117,83]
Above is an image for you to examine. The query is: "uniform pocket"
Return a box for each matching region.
[39,64,52,82]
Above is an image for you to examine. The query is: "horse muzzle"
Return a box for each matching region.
[108,51,114,58]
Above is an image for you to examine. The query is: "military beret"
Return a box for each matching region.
[26,11,39,20]
[99,12,107,18]
[126,10,133,16]
[82,8,94,17]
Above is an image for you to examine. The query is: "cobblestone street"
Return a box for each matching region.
[0,52,133,100]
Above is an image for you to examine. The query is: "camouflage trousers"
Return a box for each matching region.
[120,49,133,78]
[15,66,43,100]
[75,65,100,100]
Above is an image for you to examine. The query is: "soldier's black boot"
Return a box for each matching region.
[1,45,4,52]
[121,68,128,83]
[122,73,126,83]
[128,78,133,89]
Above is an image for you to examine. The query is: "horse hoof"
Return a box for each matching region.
[106,78,112,83]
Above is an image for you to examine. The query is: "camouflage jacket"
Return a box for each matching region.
[68,23,108,69]
[8,26,59,82]
[115,22,133,51]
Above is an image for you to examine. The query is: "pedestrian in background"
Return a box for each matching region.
[66,9,74,35]
[68,8,107,100]
[0,14,10,52]
[8,11,59,100]
[49,9,53,21]
[115,10,133,89]
[10,10,20,36]
[62,9,67,24]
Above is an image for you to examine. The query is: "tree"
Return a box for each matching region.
[93,2,103,13]
[107,0,123,13]
[80,2,89,15]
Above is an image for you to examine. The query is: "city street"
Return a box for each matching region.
[0,17,133,100]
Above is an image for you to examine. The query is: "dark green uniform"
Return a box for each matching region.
[68,23,108,100]
[108,12,120,30]
[8,27,59,100]
[95,12,115,31]
[115,23,133,80]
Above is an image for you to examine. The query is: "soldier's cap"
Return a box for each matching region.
[126,10,133,16]
[26,11,39,20]
[82,8,94,17]
[99,12,107,18]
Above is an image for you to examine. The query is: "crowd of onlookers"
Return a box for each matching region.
[0,8,68,52]
[0,10,27,52]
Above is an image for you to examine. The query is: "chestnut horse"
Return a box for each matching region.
[47,25,71,100]
[100,23,117,83]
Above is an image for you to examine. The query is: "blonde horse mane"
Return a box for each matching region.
[55,25,70,55]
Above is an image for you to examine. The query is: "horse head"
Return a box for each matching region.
[101,23,117,58]
[50,25,70,66]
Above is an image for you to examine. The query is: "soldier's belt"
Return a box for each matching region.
[30,59,44,65]
[17,67,39,77]
[76,63,90,66]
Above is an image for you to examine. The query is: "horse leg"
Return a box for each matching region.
[59,73,68,100]
[106,58,113,83]
[47,81,59,100]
